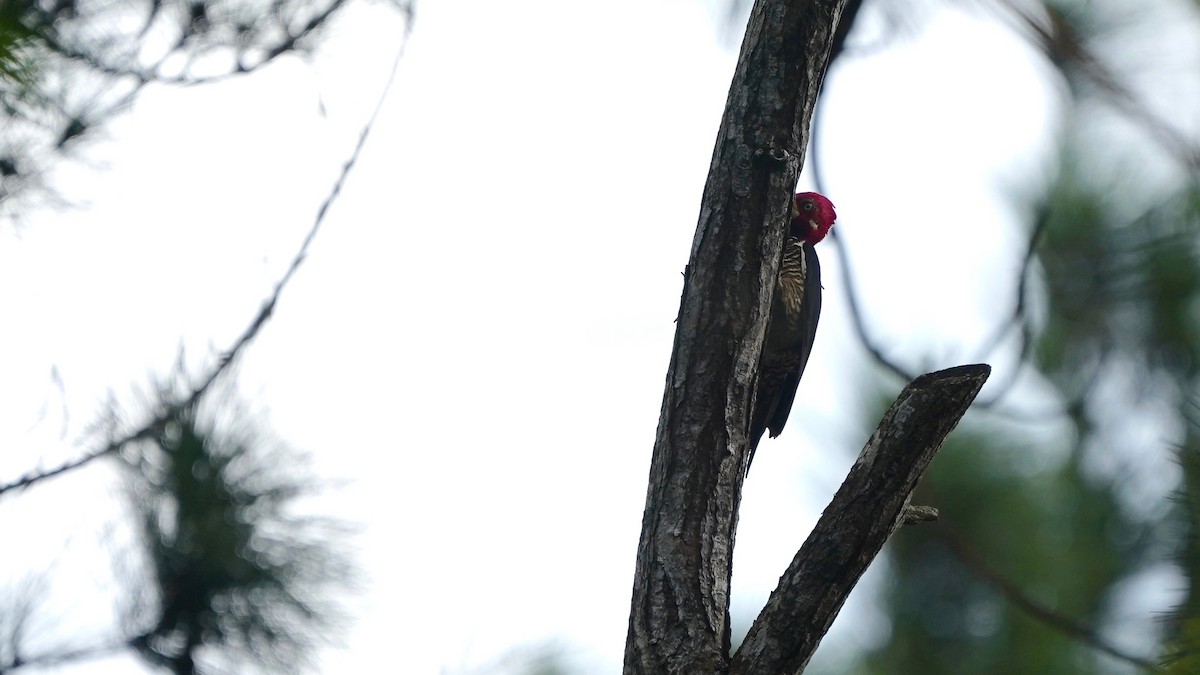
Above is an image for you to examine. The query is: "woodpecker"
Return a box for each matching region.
[748,191,836,468]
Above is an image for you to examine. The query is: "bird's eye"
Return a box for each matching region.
[802,200,815,211]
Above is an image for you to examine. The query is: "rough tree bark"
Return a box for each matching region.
[730,364,991,673]
[623,1,846,673]
[623,1,992,673]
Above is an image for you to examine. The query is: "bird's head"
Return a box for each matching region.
[790,192,836,245]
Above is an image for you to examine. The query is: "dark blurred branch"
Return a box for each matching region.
[828,0,865,64]
[3,0,414,219]
[731,364,990,674]
[29,0,359,87]
[1162,400,1200,668]
[942,528,1162,672]
[176,0,356,87]
[816,110,1054,403]
[968,203,1051,406]
[822,193,1085,423]
[810,6,920,386]
[813,0,1198,415]
[30,20,154,86]
[990,0,1200,173]
[817,139,1072,421]
[973,205,1048,361]
[827,227,919,383]
[0,12,412,499]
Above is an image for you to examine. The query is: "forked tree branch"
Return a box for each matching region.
[731,364,990,674]
[624,1,847,673]
[626,2,992,672]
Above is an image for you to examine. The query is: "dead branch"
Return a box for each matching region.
[731,364,990,674]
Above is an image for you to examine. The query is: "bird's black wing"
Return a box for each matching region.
[765,244,822,439]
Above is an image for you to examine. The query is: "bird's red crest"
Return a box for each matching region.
[790,192,836,245]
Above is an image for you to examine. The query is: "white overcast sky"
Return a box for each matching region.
[0,0,1104,672]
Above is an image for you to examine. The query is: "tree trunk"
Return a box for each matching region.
[623,1,848,672]
[621,4,993,672]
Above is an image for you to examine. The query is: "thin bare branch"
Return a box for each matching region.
[173,0,355,87]
[988,0,1200,173]
[826,227,919,383]
[29,0,357,88]
[942,528,1162,672]
[0,8,413,499]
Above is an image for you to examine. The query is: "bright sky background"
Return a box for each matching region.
[0,0,1086,672]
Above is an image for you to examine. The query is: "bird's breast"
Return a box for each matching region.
[766,238,810,349]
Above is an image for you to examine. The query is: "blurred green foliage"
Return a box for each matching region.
[0,2,36,90]
[849,65,1200,675]
[122,396,353,673]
